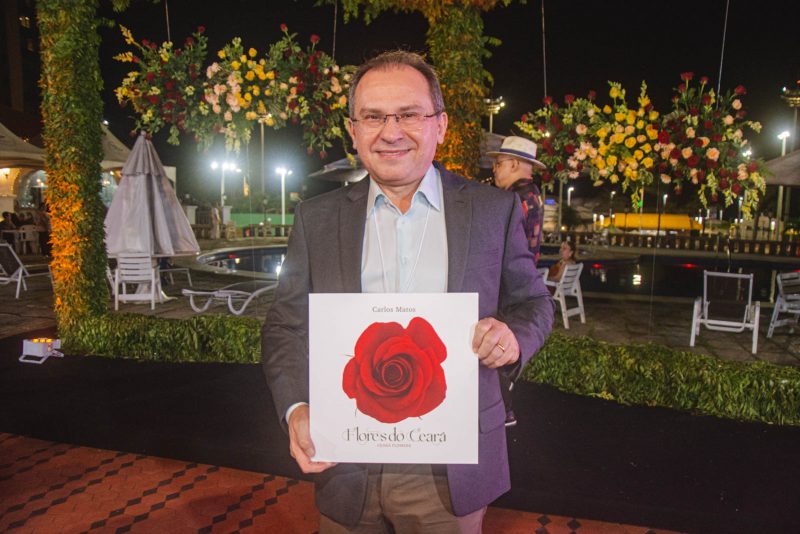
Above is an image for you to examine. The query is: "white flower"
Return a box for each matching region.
[732,99,742,110]
[681,147,693,159]
[706,147,720,161]
[224,110,233,121]
[685,127,695,138]
[660,174,671,184]
[576,124,588,135]
[724,115,734,125]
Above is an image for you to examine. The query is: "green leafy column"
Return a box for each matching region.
[38,0,110,334]
[426,3,490,179]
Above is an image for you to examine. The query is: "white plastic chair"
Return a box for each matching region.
[16,224,39,255]
[545,262,585,329]
[114,253,161,310]
[0,243,51,298]
[767,271,800,338]
[690,270,760,354]
[182,280,278,315]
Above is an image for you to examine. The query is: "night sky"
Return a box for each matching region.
[97,0,800,201]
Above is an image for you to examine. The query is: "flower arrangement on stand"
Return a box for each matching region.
[114,25,209,145]
[515,92,600,192]
[590,82,661,209]
[658,72,766,218]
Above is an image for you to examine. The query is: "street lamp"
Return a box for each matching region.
[275,166,293,233]
[662,193,668,210]
[484,96,505,134]
[211,161,240,208]
[567,186,575,207]
[777,131,791,224]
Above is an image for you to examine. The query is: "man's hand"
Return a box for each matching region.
[472,317,520,368]
[287,405,337,474]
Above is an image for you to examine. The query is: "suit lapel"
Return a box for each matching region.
[440,166,471,292]
[339,180,369,292]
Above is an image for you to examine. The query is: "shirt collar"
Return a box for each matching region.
[367,165,442,216]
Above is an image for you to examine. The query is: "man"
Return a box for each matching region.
[488,136,546,265]
[262,51,553,532]
[488,136,548,427]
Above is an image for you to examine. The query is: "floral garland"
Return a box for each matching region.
[515,93,600,192]
[114,25,208,146]
[658,72,766,218]
[515,76,768,218]
[115,25,353,157]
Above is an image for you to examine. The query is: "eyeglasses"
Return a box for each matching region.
[492,158,513,169]
[351,111,441,131]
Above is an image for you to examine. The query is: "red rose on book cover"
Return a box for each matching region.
[342,317,447,423]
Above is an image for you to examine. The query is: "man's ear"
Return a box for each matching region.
[346,118,357,150]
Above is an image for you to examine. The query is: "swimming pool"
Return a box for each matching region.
[199,245,800,299]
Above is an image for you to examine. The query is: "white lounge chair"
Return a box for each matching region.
[0,243,52,298]
[114,253,161,310]
[690,270,760,354]
[545,262,585,329]
[767,271,800,338]
[182,279,278,316]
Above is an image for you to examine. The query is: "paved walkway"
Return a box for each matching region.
[2,238,798,367]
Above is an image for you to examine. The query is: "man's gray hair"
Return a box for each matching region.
[348,50,445,117]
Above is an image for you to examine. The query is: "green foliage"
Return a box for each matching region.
[38,0,110,337]
[66,314,262,363]
[524,332,800,426]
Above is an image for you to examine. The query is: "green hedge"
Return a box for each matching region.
[524,332,800,426]
[65,315,800,426]
[67,314,261,363]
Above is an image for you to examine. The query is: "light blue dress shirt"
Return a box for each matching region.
[361,165,448,293]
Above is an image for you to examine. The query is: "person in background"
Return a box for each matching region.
[33,203,51,257]
[548,240,577,283]
[489,135,548,427]
[489,135,546,265]
[1,212,17,247]
[210,202,221,240]
[261,50,553,533]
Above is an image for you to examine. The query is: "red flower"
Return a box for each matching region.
[145,72,155,82]
[319,150,327,159]
[543,95,553,105]
[564,94,575,105]
[310,34,320,44]
[669,147,681,160]
[555,162,565,172]
[147,95,159,105]
[711,134,722,142]
[689,106,699,116]
[680,72,694,82]
[737,110,747,118]
[693,138,703,148]
[700,76,709,85]
[185,37,194,46]
[706,160,718,169]
[719,178,729,190]
[734,85,746,95]
[142,38,150,47]
[747,162,759,173]
[541,172,552,183]
[687,155,700,168]
[197,26,205,33]
[280,23,288,32]
[702,94,712,105]
[696,170,706,182]
[564,144,575,154]
[520,114,528,122]
[658,130,671,144]
[678,83,686,93]
[342,318,447,424]
[587,90,597,101]
[732,182,742,195]
[703,120,713,130]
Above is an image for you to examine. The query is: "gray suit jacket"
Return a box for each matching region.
[261,163,554,526]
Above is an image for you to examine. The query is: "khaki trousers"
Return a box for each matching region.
[319,464,485,534]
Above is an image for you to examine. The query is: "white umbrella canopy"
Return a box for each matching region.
[105,134,199,256]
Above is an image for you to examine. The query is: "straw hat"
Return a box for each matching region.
[487,136,546,170]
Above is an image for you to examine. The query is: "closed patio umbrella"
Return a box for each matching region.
[105,134,199,256]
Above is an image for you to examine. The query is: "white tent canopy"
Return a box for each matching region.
[105,134,198,257]
[765,149,800,187]
[0,121,44,168]
[100,123,132,171]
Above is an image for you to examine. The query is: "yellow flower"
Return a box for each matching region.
[630,170,639,180]
[257,70,267,81]
[245,111,258,120]
[642,157,654,169]
[240,54,247,63]
[636,120,644,130]
[231,60,241,70]
[248,48,258,58]
[113,52,134,63]
[595,158,606,170]
[598,144,608,156]
[649,110,659,121]
[597,127,608,139]
[641,143,652,153]
[244,70,254,81]
[244,92,252,101]
[610,174,619,184]
[266,116,274,127]
[614,112,626,122]
[624,137,636,149]
[607,155,618,167]
[160,52,169,62]
[266,70,275,80]
[626,111,636,125]
[636,134,646,144]
[218,50,226,59]
[613,133,625,144]
[252,86,260,96]
[609,86,620,99]
[639,95,650,108]
[646,127,658,140]
[633,149,644,161]
[338,95,347,106]
[624,125,635,136]
[603,105,612,114]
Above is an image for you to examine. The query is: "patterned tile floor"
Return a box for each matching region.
[0,433,680,534]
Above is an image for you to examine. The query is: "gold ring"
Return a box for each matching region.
[496,343,506,352]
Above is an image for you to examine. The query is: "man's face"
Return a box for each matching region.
[492,157,517,190]
[347,65,448,190]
